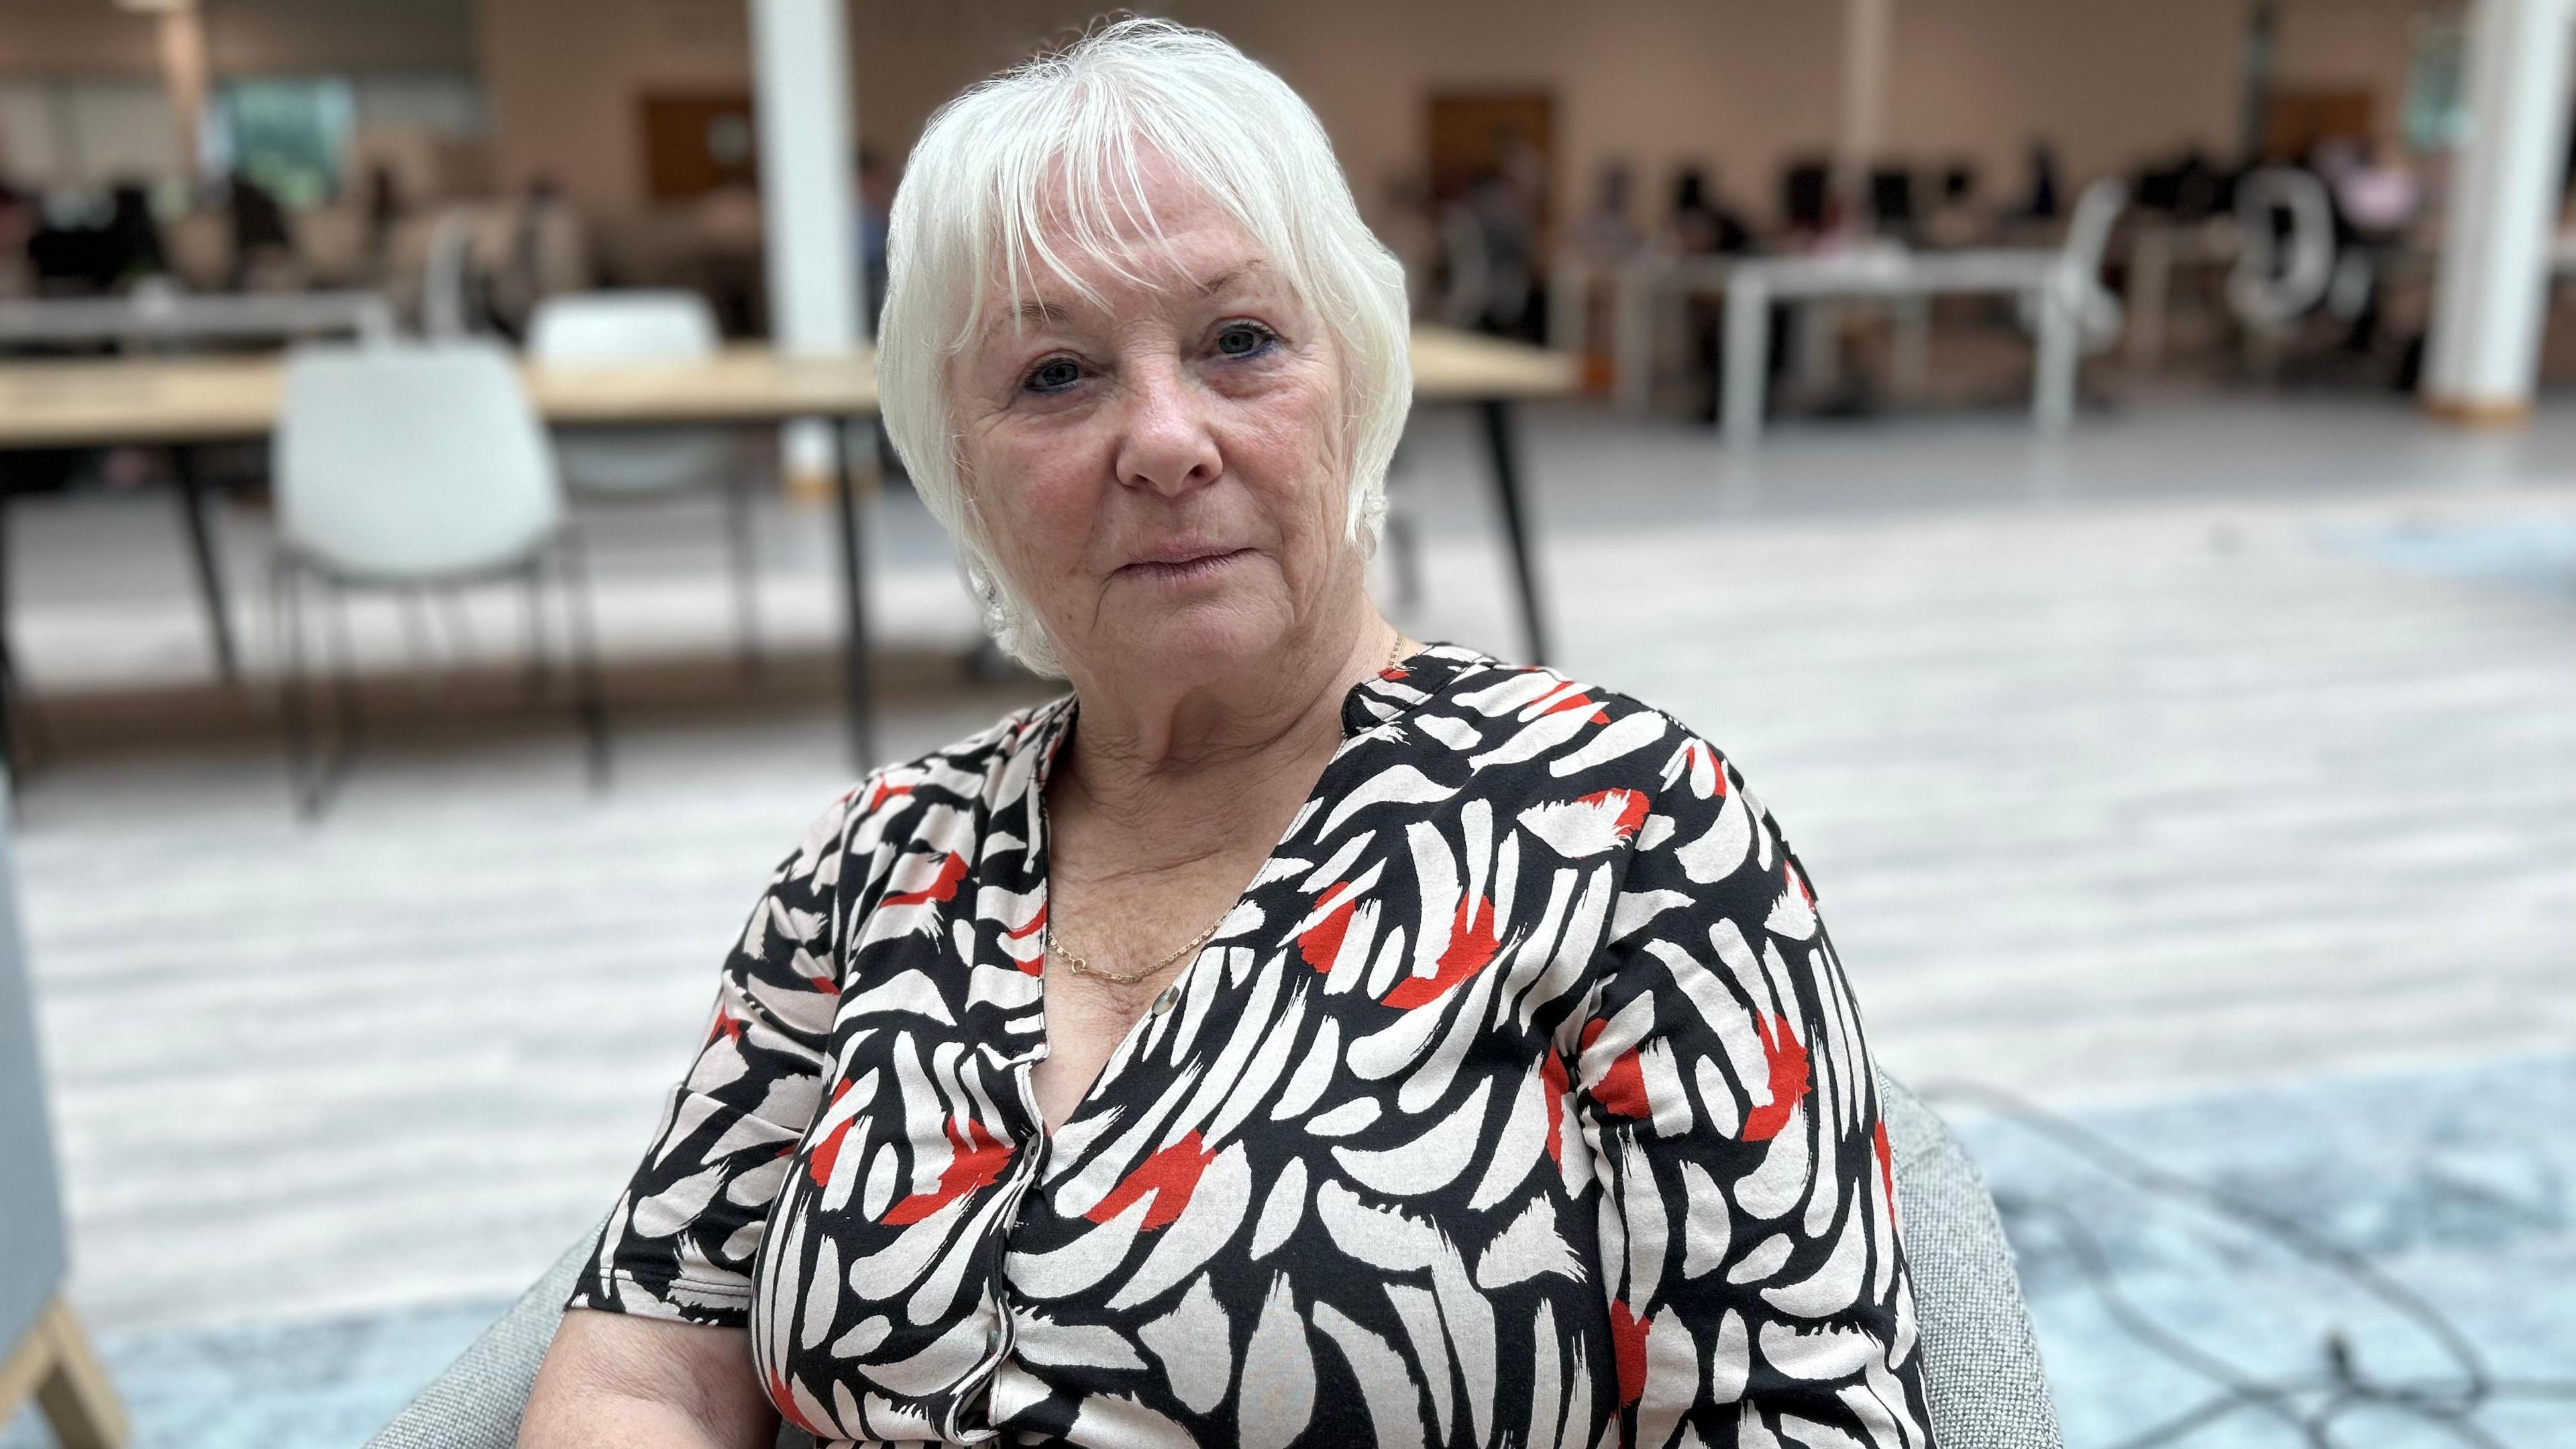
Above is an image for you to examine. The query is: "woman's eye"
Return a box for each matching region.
[1215,322,1275,358]
[1024,358,1081,393]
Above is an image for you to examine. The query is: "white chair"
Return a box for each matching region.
[2056,176,2129,354]
[2227,167,2337,375]
[2014,177,2128,356]
[270,341,608,816]
[528,291,761,673]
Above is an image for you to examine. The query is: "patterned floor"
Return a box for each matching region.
[7,1053,2568,1449]
[5,394,2573,1445]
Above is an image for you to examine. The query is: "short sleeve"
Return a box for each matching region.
[1568,731,1932,1446]
[565,789,858,1326]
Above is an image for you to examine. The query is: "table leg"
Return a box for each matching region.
[171,445,239,681]
[1792,298,1839,396]
[1723,274,1770,446]
[1893,295,1932,400]
[1614,267,1654,416]
[2034,274,2078,433]
[829,417,877,769]
[1475,400,1552,667]
[2127,229,2173,372]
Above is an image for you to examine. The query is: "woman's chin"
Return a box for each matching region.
[1087,599,1301,683]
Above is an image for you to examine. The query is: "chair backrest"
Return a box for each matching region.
[527,291,733,496]
[275,341,562,581]
[529,290,718,364]
[2059,177,2128,282]
[0,776,71,1356]
[366,1070,2058,1449]
[2229,166,2337,327]
[2050,176,2130,352]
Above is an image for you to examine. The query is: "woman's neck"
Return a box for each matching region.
[1053,610,1397,857]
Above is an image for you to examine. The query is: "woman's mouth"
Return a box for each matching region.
[1117,547,1254,584]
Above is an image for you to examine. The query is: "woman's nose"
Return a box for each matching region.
[1112,361,1222,498]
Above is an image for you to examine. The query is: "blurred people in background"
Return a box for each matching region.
[1670,164,1752,256]
[1671,165,1755,423]
[363,162,407,273]
[0,175,36,299]
[225,170,292,288]
[2017,138,2061,221]
[1436,132,1544,339]
[2328,135,2421,237]
[1922,161,1984,248]
[1778,157,1838,245]
[27,182,168,294]
[2320,135,2424,355]
[1572,160,1643,264]
[488,173,591,337]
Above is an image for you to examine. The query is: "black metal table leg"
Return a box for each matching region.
[1476,398,1552,666]
[828,418,877,769]
[171,445,240,681]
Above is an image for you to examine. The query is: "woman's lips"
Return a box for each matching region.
[1116,547,1253,584]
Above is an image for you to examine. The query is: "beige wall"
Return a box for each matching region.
[476,0,2279,223]
[472,0,750,205]
[0,0,2429,219]
[1,0,2452,211]
[0,1,161,73]
[1887,0,2250,180]
[2275,0,2433,139]
[0,0,476,75]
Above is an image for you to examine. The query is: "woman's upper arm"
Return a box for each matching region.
[519,1308,778,1449]
[1568,733,1932,1447]
[564,790,865,1337]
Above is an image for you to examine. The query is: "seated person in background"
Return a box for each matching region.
[521,19,1931,1447]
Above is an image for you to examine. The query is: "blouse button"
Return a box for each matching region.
[1150,985,1179,1016]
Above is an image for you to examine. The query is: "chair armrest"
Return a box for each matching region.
[1880,1069,2063,1448]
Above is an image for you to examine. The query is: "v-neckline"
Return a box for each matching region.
[1006,643,1462,1146]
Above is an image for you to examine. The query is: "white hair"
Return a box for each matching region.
[874,17,1413,678]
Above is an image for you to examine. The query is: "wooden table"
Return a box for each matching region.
[1407,325,1580,664]
[0,346,881,765]
[0,328,1574,770]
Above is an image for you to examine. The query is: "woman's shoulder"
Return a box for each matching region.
[1406,649,1801,883]
[794,695,1073,865]
[1412,649,1756,796]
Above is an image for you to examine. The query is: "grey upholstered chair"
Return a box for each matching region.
[1,782,130,1448]
[366,1071,2058,1448]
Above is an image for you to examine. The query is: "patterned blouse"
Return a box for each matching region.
[569,643,1933,1448]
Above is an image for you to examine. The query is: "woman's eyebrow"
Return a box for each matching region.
[1193,262,1268,297]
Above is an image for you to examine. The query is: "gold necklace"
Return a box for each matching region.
[1044,631,1413,988]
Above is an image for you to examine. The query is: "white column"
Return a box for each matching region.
[750,0,861,482]
[2423,0,2576,422]
[1837,0,1894,218]
[156,3,210,184]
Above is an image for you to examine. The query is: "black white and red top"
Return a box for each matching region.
[569,643,1934,1448]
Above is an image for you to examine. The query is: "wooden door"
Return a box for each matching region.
[639,91,758,201]
[1427,91,1556,228]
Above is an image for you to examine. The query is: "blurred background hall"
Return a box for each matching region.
[0,1,2572,1446]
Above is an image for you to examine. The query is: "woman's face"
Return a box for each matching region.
[949,169,1360,690]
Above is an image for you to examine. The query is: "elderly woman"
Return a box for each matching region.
[524,20,1931,1449]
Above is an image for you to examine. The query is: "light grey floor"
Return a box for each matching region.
[7,394,2574,1365]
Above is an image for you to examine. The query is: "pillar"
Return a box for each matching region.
[2423,0,2576,423]
[749,0,861,482]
